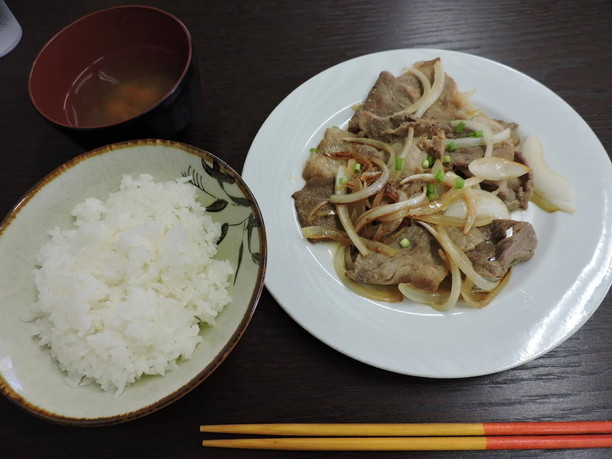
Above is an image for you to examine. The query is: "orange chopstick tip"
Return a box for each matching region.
[486,435,612,451]
[483,421,612,436]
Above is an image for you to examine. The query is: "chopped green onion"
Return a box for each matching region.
[353,163,361,172]
[310,147,318,153]
[395,157,403,171]
[399,238,411,248]
[421,158,430,168]
[454,121,466,133]
[442,154,452,163]
[339,176,347,185]
[467,130,483,138]
[435,169,445,182]
[454,177,465,189]
[426,183,438,199]
[446,142,457,152]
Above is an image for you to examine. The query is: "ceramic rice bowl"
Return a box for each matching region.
[0,140,266,425]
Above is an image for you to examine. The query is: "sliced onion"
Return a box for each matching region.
[471,116,506,133]
[337,204,368,255]
[468,156,531,181]
[406,66,432,94]
[334,245,403,303]
[413,213,493,228]
[301,226,398,257]
[392,126,415,181]
[376,208,412,223]
[414,60,445,118]
[342,137,396,165]
[395,67,433,115]
[398,283,454,311]
[450,119,494,157]
[520,135,576,213]
[462,187,478,234]
[400,172,434,185]
[361,239,398,256]
[461,271,511,309]
[399,171,456,189]
[402,225,462,310]
[408,188,463,216]
[347,178,366,219]
[407,177,483,217]
[371,187,385,208]
[445,128,510,149]
[418,222,500,291]
[398,126,415,159]
[444,189,510,220]
[441,255,462,311]
[326,150,373,171]
[401,172,482,190]
[333,165,369,255]
[301,226,350,242]
[353,188,427,232]
[330,158,390,204]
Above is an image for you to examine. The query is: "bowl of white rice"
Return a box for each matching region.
[0,139,266,425]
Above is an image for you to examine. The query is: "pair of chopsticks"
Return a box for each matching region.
[200,421,612,451]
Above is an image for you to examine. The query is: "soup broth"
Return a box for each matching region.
[64,46,185,128]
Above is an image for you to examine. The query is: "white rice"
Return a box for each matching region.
[30,174,233,395]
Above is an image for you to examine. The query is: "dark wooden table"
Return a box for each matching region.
[1,1,610,457]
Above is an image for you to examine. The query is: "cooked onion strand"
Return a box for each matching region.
[330,158,390,204]
[414,60,445,118]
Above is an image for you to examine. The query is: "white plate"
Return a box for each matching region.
[242,48,612,378]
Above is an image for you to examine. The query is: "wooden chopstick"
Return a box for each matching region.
[200,421,612,437]
[202,435,612,451]
[201,422,612,451]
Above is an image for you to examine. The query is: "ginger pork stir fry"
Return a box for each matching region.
[292,58,543,310]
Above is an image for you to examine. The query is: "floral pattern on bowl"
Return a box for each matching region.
[183,158,264,284]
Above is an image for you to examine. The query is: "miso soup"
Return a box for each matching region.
[64,46,185,128]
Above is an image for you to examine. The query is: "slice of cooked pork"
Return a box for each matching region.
[293,127,387,229]
[348,60,469,143]
[346,223,448,291]
[347,218,537,292]
[462,219,537,280]
[292,176,339,229]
